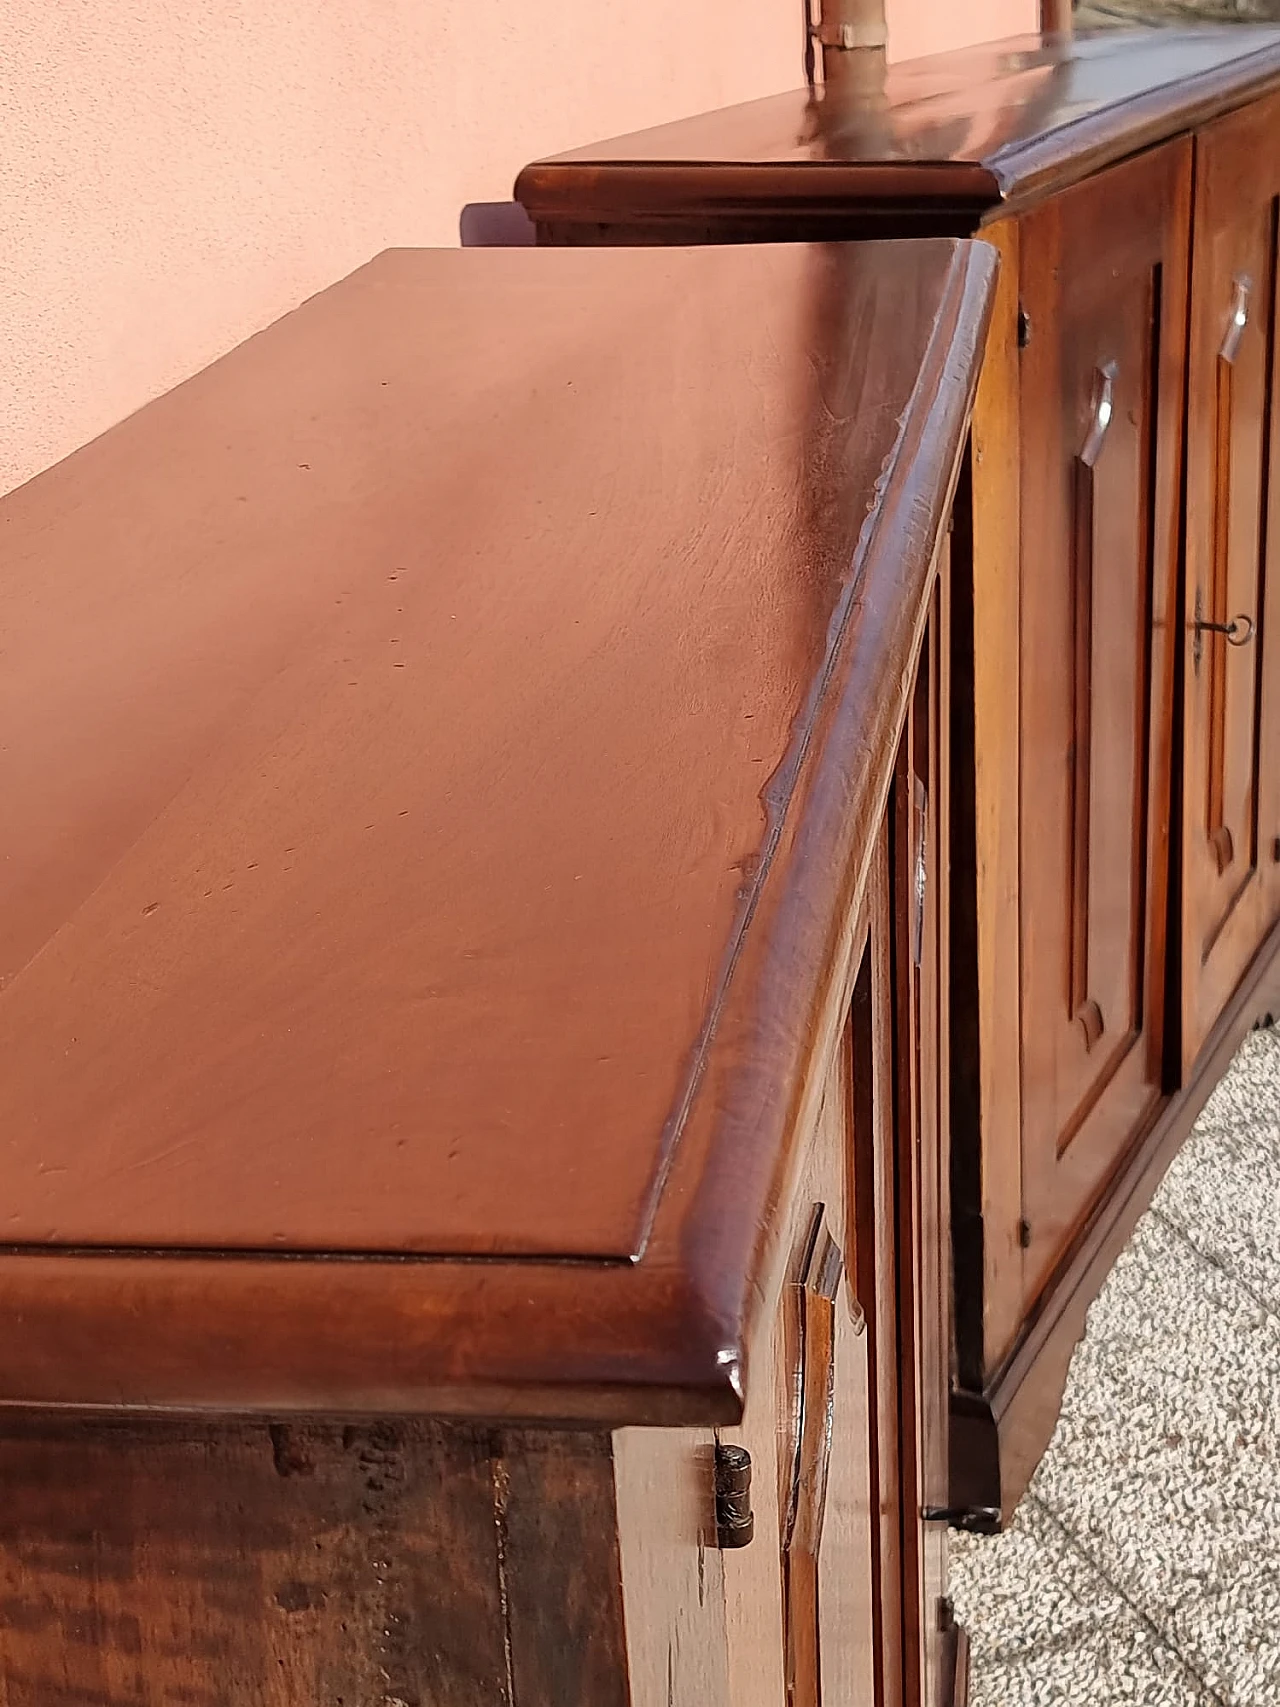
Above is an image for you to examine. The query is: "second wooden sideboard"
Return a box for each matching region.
[517,24,1280,1518]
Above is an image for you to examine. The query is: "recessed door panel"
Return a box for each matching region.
[1018,142,1190,1303]
[1182,94,1280,1065]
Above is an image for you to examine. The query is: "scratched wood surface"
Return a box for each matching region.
[0,1416,631,1707]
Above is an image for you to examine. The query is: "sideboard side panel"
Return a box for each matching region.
[0,1417,636,1706]
[958,214,1027,1385]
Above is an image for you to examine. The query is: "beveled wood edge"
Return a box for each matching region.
[951,920,1280,1520]
[0,244,997,1425]
[989,36,1280,213]
[513,160,1002,230]
[514,34,1280,233]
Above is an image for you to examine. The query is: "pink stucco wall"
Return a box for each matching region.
[889,0,1035,61]
[1,0,1036,496]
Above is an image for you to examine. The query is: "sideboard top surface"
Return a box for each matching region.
[516,26,1280,227]
[0,240,993,1417]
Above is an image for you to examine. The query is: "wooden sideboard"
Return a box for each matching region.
[0,242,993,1704]
[516,25,1280,1520]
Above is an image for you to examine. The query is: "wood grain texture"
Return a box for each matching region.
[854,831,907,1707]
[612,1427,731,1707]
[516,27,1280,237]
[0,241,993,1420]
[1180,91,1280,1066]
[0,1416,637,1707]
[774,1032,877,1707]
[950,216,1026,1391]
[1017,141,1190,1313]
[4,241,889,1265]
[952,919,1280,1521]
[717,1308,787,1707]
[892,617,953,1707]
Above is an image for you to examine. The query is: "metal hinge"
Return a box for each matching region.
[714,1444,754,1548]
[922,1505,1002,1535]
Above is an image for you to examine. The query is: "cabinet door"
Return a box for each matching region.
[1018,143,1191,1303]
[893,582,955,1707]
[719,933,883,1707]
[1181,93,1280,1066]
[721,598,954,1707]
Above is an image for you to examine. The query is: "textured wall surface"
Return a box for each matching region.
[2,0,1036,495]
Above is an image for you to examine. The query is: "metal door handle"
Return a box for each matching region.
[1221,276,1252,363]
[1081,361,1118,468]
[922,1505,1002,1535]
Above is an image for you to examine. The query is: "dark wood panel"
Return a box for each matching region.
[1017,142,1190,1308]
[516,27,1280,236]
[774,1050,877,1707]
[1181,91,1280,1065]
[0,1416,640,1707]
[893,595,953,1707]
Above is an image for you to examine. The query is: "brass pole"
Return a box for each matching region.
[1041,0,1074,34]
[811,0,888,96]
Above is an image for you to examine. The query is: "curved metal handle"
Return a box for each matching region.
[1221,275,1252,364]
[1081,361,1118,468]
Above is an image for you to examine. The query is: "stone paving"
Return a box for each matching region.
[950,1025,1280,1707]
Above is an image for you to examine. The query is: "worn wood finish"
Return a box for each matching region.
[516,28,1280,239]
[1181,91,1280,1067]
[0,1416,632,1707]
[612,1427,731,1707]
[0,241,994,1422]
[1017,141,1191,1309]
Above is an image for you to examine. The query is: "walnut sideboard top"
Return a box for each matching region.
[516,25,1280,235]
[0,241,994,1422]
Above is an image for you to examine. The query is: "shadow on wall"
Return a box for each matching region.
[459,202,536,246]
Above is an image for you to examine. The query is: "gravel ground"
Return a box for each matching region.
[950,1025,1280,1706]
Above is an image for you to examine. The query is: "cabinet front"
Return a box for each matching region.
[892,577,956,1707]
[1182,92,1280,1066]
[718,594,956,1707]
[718,931,883,1707]
[1017,142,1191,1302]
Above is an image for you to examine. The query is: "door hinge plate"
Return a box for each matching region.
[714,1443,754,1548]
